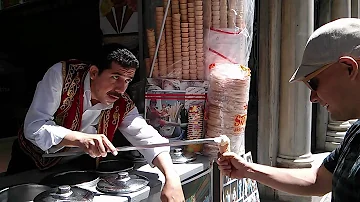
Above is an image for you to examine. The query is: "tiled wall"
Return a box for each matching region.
[0,137,15,173]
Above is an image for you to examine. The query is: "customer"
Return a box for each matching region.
[218,18,360,202]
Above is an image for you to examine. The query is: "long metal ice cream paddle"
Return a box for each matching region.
[42,137,222,158]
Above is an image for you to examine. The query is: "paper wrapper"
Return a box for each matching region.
[203,63,251,158]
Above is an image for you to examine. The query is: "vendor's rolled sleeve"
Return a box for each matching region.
[119,107,170,167]
[23,62,73,152]
[37,125,72,152]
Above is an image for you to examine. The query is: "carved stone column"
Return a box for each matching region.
[351,0,360,17]
[277,0,314,168]
[257,0,281,199]
[332,0,351,19]
[325,117,351,151]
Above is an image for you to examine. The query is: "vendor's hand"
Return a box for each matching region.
[161,174,185,202]
[78,133,118,158]
[217,152,247,179]
[159,119,167,127]
[63,131,118,158]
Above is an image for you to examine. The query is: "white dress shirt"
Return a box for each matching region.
[24,62,169,166]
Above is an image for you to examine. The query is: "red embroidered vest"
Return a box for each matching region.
[18,60,135,170]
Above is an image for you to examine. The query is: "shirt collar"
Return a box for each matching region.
[84,71,91,94]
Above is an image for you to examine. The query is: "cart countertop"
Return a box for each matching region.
[0,155,212,202]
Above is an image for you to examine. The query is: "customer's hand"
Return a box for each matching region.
[161,174,185,202]
[217,152,247,179]
[62,131,118,158]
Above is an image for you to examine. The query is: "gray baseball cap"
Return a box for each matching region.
[289,18,360,83]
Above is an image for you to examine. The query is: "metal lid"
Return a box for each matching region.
[96,172,149,194]
[96,159,134,175]
[0,183,50,202]
[40,170,99,187]
[34,185,94,202]
[170,148,197,164]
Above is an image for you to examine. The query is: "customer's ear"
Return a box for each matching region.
[339,56,358,80]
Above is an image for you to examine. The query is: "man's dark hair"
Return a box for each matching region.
[94,43,139,74]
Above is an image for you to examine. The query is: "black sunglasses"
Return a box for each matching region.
[307,78,319,91]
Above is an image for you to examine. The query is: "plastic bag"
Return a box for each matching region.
[144,0,254,79]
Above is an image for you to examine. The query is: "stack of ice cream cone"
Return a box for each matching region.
[205,64,251,156]
[146,0,208,80]
[172,0,180,14]
[195,0,204,80]
[164,0,174,78]
[181,22,190,80]
[220,0,227,28]
[187,1,196,80]
[211,0,220,28]
[146,29,159,78]
[179,0,188,22]
[156,7,168,78]
[187,1,195,23]
[228,0,236,28]
[236,0,244,29]
[172,13,182,79]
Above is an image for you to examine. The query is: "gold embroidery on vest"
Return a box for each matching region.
[103,110,111,136]
[71,101,81,130]
[112,106,120,125]
[122,94,135,118]
[63,63,87,92]
[61,76,79,111]
[63,65,74,92]
[61,61,66,84]
[53,63,68,126]
[60,64,83,111]
[98,111,105,134]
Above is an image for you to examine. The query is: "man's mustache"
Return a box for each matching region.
[107,91,122,98]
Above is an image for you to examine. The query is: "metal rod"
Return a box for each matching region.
[42,137,220,158]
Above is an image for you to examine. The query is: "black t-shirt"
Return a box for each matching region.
[323,119,360,201]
